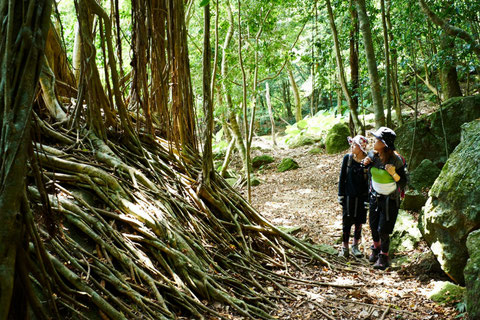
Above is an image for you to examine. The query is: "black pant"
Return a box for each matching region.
[369,193,399,253]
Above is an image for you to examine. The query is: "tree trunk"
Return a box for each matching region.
[385,1,403,126]
[355,0,385,128]
[349,0,361,133]
[287,62,302,122]
[202,3,214,185]
[381,0,392,127]
[265,83,277,146]
[222,0,247,170]
[0,0,52,317]
[439,33,462,99]
[282,80,294,119]
[72,22,82,84]
[237,0,252,201]
[326,0,362,133]
[39,56,68,122]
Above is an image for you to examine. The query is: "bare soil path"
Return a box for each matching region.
[236,137,460,320]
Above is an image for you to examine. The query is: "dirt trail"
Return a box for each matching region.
[238,137,460,319]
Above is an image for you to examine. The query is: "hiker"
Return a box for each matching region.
[363,127,407,270]
[337,135,369,258]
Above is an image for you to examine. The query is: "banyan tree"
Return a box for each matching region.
[0,0,335,319]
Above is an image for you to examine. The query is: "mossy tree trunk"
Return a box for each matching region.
[0,0,52,317]
[355,0,385,128]
[326,0,363,133]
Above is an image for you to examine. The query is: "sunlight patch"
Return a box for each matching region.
[297,188,313,194]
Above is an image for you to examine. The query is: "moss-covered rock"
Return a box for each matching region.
[409,159,441,192]
[277,158,299,172]
[251,176,261,186]
[464,230,480,319]
[286,135,315,149]
[325,122,350,154]
[390,210,422,254]
[421,119,480,284]
[400,189,427,211]
[252,155,274,169]
[396,95,480,170]
[429,281,465,305]
[308,147,323,155]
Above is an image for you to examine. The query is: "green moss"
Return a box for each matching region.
[325,122,350,154]
[251,176,261,186]
[465,230,480,319]
[252,155,274,168]
[286,135,315,149]
[308,147,323,155]
[429,282,465,305]
[277,158,299,172]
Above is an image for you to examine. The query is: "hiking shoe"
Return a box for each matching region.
[369,246,380,263]
[351,245,363,258]
[373,253,389,270]
[338,247,349,258]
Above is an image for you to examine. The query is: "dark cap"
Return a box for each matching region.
[371,127,396,150]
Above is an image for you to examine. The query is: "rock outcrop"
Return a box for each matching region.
[464,230,480,320]
[420,119,480,284]
[396,95,480,170]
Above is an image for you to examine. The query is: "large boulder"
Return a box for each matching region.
[464,230,480,319]
[409,159,441,191]
[396,95,480,170]
[325,122,350,154]
[420,119,480,284]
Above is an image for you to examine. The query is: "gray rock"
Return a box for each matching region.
[325,122,350,154]
[464,230,480,319]
[401,189,427,211]
[409,159,441,191]
[421,119,480,284]
[396,95,480,170]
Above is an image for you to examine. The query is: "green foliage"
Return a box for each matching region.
[284,111,344,147]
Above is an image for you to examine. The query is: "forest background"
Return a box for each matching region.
[1,0,479,318]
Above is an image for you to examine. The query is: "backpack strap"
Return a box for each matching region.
[347,153,353,175]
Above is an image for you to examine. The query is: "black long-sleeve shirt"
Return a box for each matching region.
[338,154,369,198]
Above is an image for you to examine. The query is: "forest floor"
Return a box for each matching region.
[233,136,462,320]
